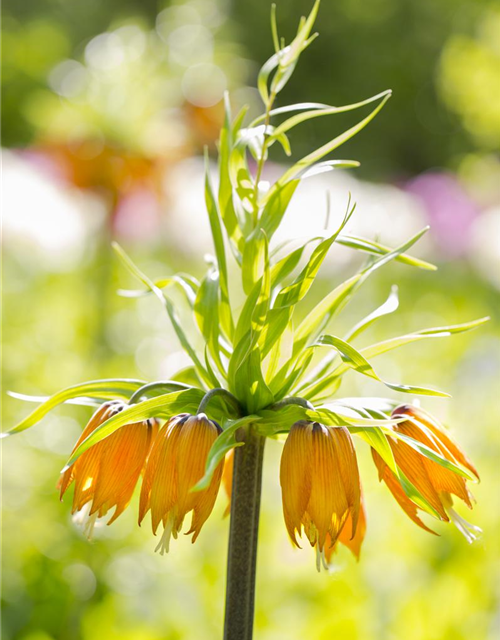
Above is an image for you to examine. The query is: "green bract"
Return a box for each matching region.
[4,0,487,528]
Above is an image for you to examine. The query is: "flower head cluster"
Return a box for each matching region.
[58,390,480,567]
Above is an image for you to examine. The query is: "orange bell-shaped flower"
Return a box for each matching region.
[139,413,224,554]
[59,400,158,537]
[373,404,481,541]
[280,421,361,569]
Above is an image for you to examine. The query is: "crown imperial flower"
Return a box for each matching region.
[139,412,224,554]
[59,400,158,537]
[372,404,481,540]
[280,421,361,570]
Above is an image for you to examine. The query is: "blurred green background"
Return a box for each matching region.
[2,0,499,639]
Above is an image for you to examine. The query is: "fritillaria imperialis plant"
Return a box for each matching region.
[5,3,486,639]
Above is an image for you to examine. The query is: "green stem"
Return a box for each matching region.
[128,381,190,405]
[252,90,277,227]
[197,388,242,417]
[270,396,314,411]
[223,425,265,640]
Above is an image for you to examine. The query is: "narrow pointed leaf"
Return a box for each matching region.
[3,379,146,436]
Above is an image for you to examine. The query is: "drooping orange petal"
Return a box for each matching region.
[396,421,472,508]
[393,404,479,480]
[222,449,234,517]
[59,402,116,499]
[389,434,448,520]
[143,416,185,533]
[330,426,361,538]
[280,421,313,546]
[325,491,367,563]
[187,459,224,541]
[174,415,219,532]
[92,420,156,524]
[372,449,438,534]
[307,424,348,551]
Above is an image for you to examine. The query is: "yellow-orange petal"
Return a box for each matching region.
[393,404,479,480]
[92,419,157,523]
[147,415,185,533]
[388,432,449,520]
[330,426,361,538]
[395,420,473,509]
[187,459,224,542]
[59,402,116,499]
[175,414,222,537]
[307,424,348,551]
[222,449,234,517]
[372,449,438,534]
[280,421,313,546]
[325,491,367,563]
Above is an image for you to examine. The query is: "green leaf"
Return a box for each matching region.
[345,286,400,342]
[112,243,217,388]
[232,344,274,414]
[218,94,245,260]
[3,379,146,437]
[7,391,105,408]
[194,268,224,375]
[314,334,450,397]
[118,273,199,305]
[355,426,444,519]
[170,366,205,388]
[192,415,260,491]
[271,348,314,398]
[304,316,488,403]
[278,0,320,69]
[298,159,360,180]
[263,91,391,205]
[338,317,491,377]
[268,90,392,141]
[241,229,267,294]
[204,151,234,340]
[306,407,401,428]
[258,179,299,240]
[291,227,430,360]
[256,403,309,435]
[270,238,321,289]
[249,102,331,127]
[273,203,354,309]
[229,134,255,217]
[336,234,436,271]
[64,389,204,468]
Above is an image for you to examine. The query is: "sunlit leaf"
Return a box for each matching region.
[3,379,146,436]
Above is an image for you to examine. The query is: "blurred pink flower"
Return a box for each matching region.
[406,171,478,258]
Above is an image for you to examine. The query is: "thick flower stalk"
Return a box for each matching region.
[4,2,488,639]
